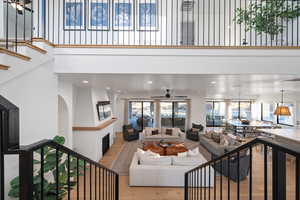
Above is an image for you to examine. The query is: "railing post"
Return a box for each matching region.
[272,147,286,200]
[115,173,119,200]
[184,173,188,200]
[19,150,34,200]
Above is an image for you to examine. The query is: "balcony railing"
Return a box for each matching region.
[2,0,300,51]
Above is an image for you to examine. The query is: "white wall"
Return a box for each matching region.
[73,125,114,161]
[54,48,300,75]
[190,95,206,128]
[58,80,74,148]
[0,61,58,199]
[72,86,116,160]
[73,87,95,126]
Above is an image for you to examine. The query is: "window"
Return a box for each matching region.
[161,101,187,131]
[129,101,154,131]
[228,102,240,120]
[206,101,226,127]
[262,103,275,122]
[240,102,251,120]
[278,103,294,126]
[228,101,252,120]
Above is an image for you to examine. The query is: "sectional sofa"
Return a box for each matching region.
[140,127,185,141]
[129,152,214,187]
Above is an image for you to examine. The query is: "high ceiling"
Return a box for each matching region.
[58,74,300,99]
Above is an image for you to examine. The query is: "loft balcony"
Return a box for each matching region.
[1,0,300,52]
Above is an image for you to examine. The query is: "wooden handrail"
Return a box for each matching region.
[73,118,117,131]
[0,64,10,70]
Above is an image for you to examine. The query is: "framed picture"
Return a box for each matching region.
[64,0,85,30]
[136,0,158,31]
[88,0,110,30]
[113,0,134,30]
[103,104,112,118]
[97,103,105,121]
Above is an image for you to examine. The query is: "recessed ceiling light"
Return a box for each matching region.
[106,87,111,90]
[147,81,153,84]
[117,90,121,93]
[211,81,217,84]
[82,80,89,84]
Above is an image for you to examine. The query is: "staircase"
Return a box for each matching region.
[0,39,54,85]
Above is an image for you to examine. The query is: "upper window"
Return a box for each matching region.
[228,101,251,120]
[278,103,294,126]
[262,103,275,122]
[206,101,226,127]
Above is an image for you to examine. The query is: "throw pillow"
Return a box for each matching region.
[152,129,159,135]
[220,135,229,146]
[146,150,160,157]
[211,132,221,143]
[177,151,188,157]
[127,128,134,134]
[166,129,173,136]
[188,147,200,157]
[191,128,200,132]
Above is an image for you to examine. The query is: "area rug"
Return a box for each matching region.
[111,139,211,176]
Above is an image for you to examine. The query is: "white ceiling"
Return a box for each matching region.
[58,74,300,99]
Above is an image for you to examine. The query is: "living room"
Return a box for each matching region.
[1,0,300,198]
[55,73,300,200]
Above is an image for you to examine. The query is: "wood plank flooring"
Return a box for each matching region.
[66,133,296,200]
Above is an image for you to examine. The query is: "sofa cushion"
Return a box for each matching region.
[192,123,204,131]
[166,129,173,136]
[211,132,221,143]
[199,134,226,156]
[178,151,188,157]
[140,156,172,166]
[127,128,134,134]
[188,147,200,157]
[172,156,202,166]
[152,129,159,135]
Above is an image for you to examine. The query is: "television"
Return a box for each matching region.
[96,101,111,121]
[0,95,19,153]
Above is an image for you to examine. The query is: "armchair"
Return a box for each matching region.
[186,123,204,141]
[123,124,139,141]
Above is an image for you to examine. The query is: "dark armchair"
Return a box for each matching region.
[186,123,204,141]
[122,124,139,141]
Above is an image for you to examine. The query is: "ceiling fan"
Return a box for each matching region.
[151,89,188,100]
[5,0,33,15]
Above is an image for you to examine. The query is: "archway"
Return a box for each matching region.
[58,95,70,147]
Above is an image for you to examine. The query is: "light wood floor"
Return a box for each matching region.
[67,133,297,200]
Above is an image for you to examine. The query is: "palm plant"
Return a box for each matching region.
[9,136,86,200]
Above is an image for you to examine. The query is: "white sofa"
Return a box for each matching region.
[129,152,214,187]
[140,127,185,141]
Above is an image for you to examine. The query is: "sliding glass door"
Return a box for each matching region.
[160,102,173,128]
[206,101,226,127]
[129,101,154,131]
[160,102,187,131]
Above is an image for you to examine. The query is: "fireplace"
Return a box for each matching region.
[102,133,110,156]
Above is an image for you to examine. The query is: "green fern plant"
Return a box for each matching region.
[234,0,300,40]
[8,136,86,200]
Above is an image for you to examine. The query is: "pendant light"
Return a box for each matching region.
[274,90,291,116]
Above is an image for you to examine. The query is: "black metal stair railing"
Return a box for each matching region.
[33,0,300,47]
[18,139,119,200]
[2,0,34,53]
[184,137,300,200]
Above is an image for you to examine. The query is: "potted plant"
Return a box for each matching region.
[8,136,86,200]
[234,0,300,42]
